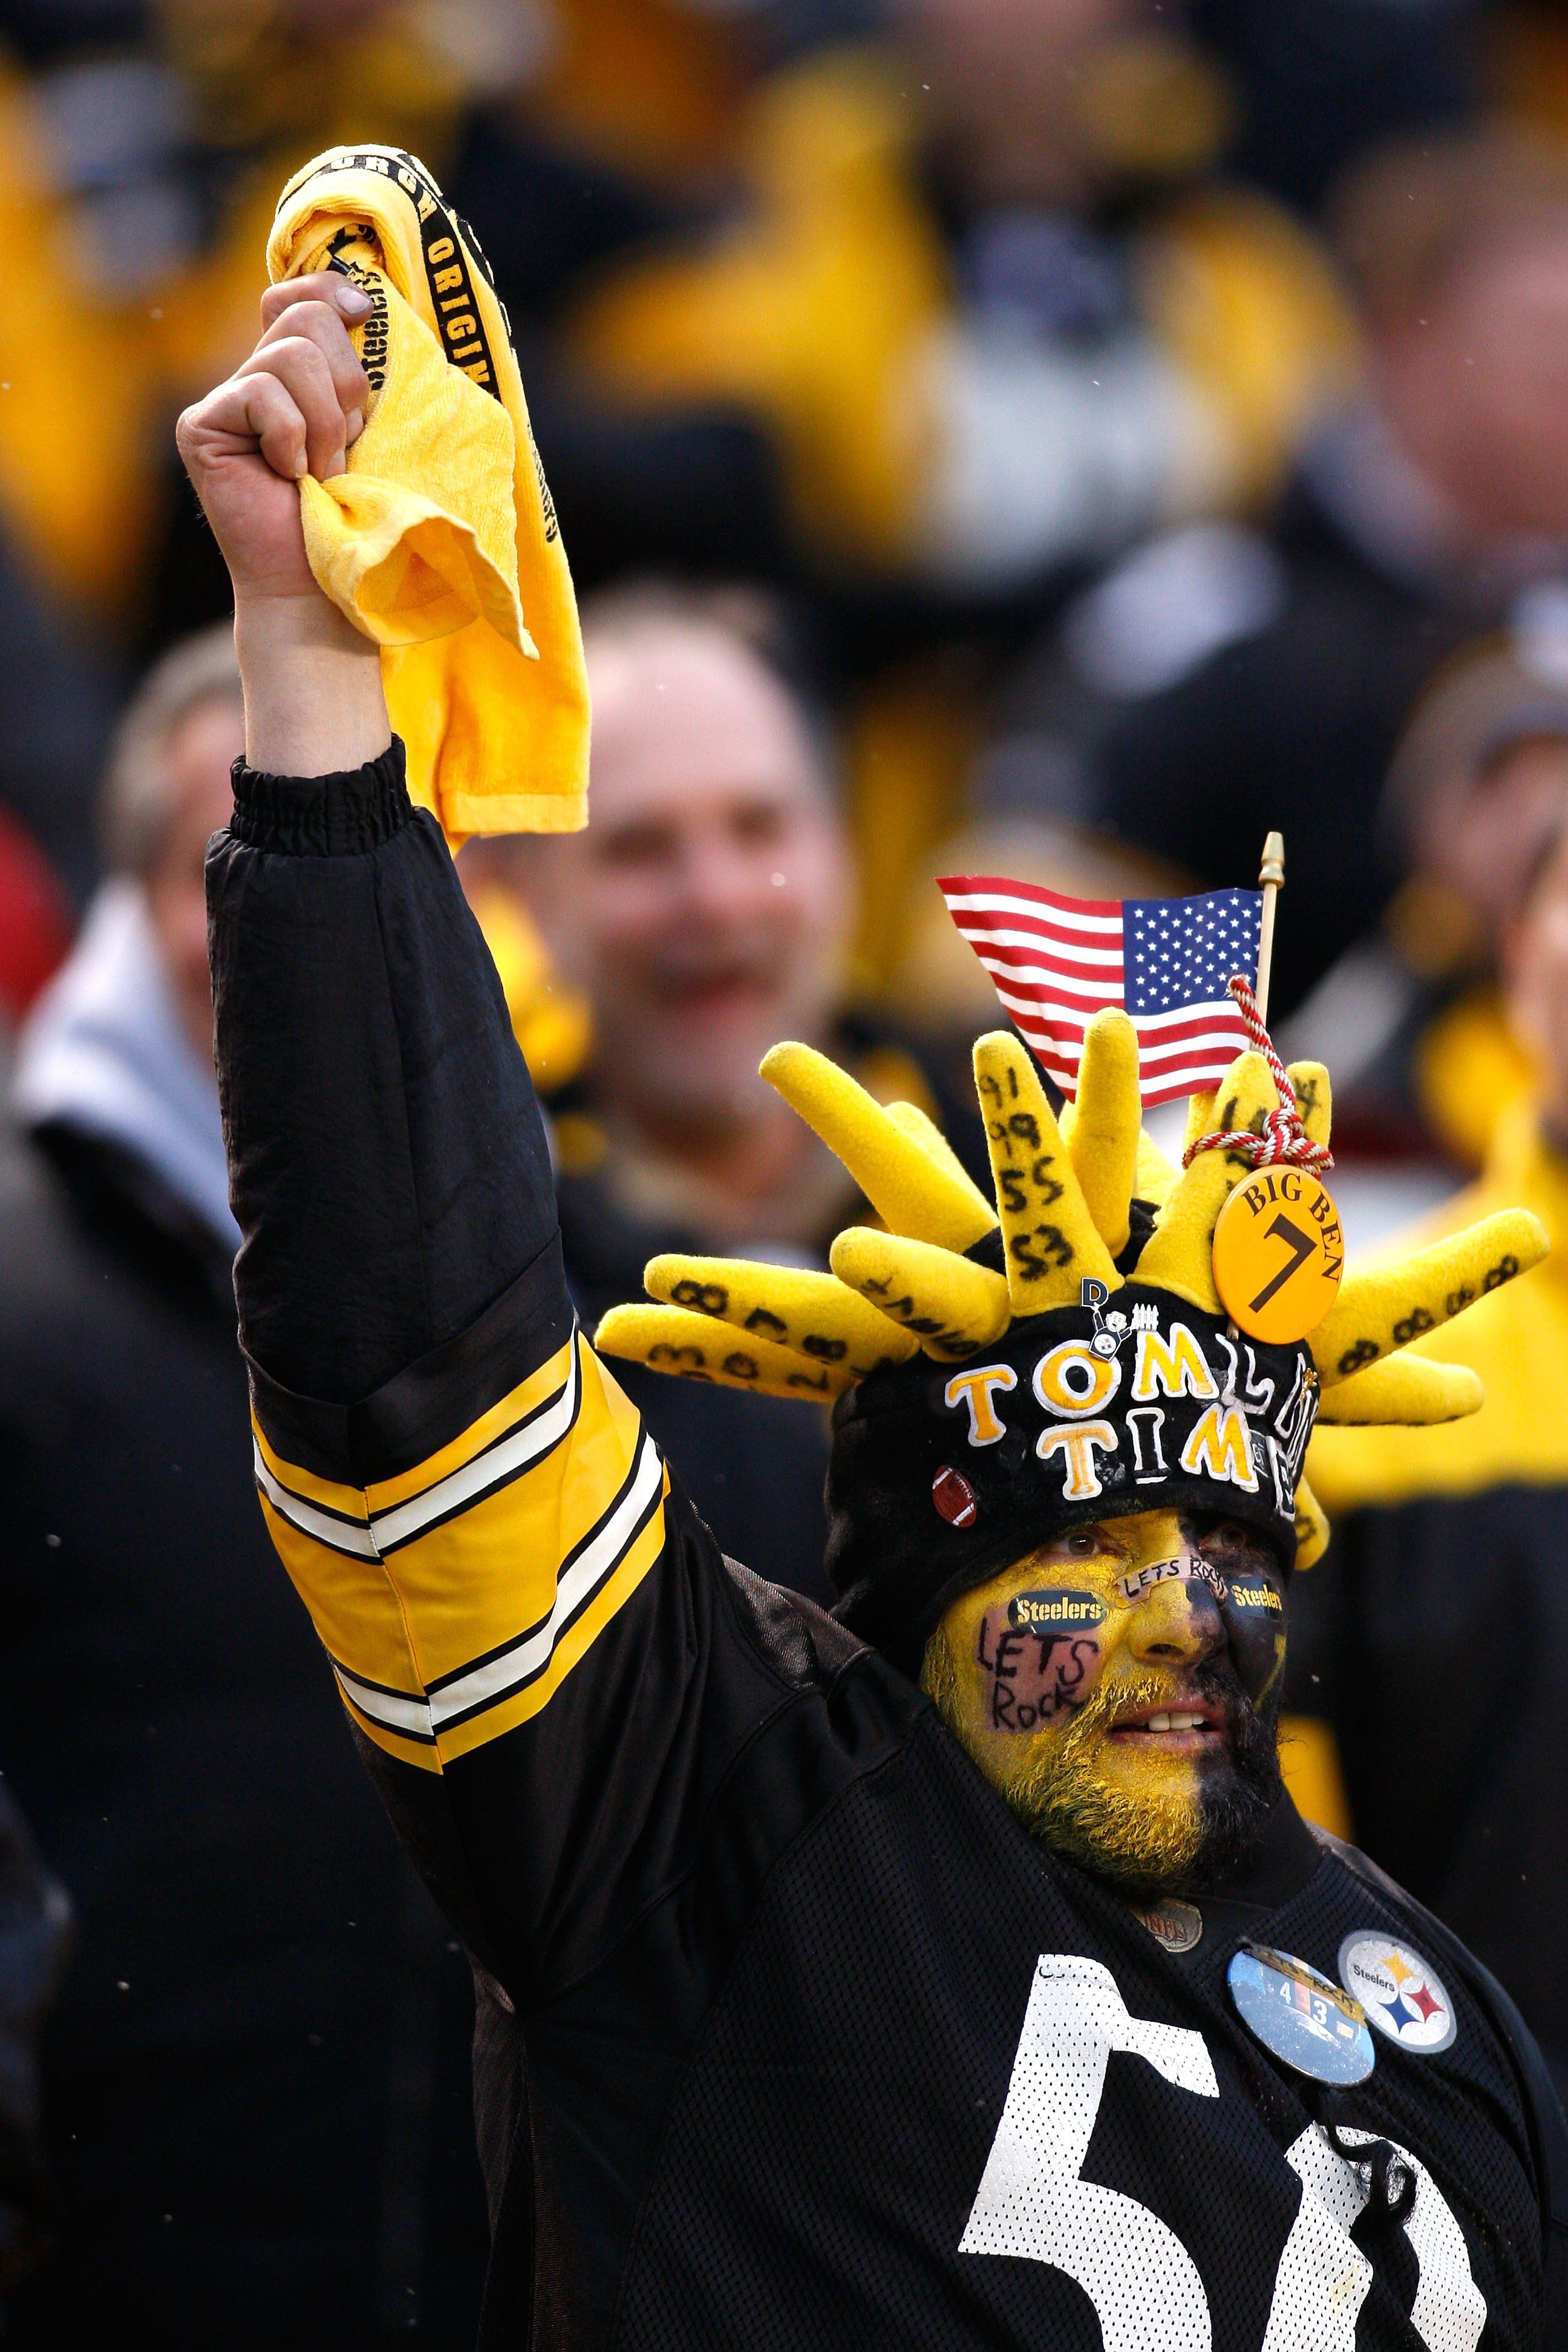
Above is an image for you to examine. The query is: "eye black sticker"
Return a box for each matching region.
[1007,1589,1108,1632]
[1117,1558,1229,1605]
[1226,1578,1284,1615]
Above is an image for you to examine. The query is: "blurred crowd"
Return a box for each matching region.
[7,0,1568,2341]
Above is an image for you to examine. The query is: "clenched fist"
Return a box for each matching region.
[177,273,390,774]
[175,273,373,606]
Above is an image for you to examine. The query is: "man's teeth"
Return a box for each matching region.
[1144,1711,1207,1733]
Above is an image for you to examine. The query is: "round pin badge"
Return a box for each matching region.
[1227,1942,1376,2085]
[1338,1934,1457,2055]
[1134,1898,1203,1956]
[1211,1169,1344,1345]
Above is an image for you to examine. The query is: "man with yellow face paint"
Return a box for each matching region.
[926,1508,1290,1899]
[184,279,1567,2352]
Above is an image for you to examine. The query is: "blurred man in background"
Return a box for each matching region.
[987,133,1568,1019]
[0,629,486,2348]
[1290,777,1568,2105]
[523,590,858,1261]
[556,0,1358,1024]
[0,0,1490,1005]
[468,587,985,1594]
[1279,635,1568,1175]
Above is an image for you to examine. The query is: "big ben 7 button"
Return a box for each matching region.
[1212,1166,1344,1345]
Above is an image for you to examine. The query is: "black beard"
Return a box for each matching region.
[1163,1659,1286,1898]
[919,1625,1289,1899]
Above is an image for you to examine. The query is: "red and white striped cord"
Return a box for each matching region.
[1180,975,1333,1175]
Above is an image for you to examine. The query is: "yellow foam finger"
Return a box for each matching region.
[1293,1478,1330,1569]
[1183,1089,1217,1156]
[1134,1128,1179,1210]
[972,1032,1117,1314]
[829,1228,1011,1361]
[1313,1353,1483,1426]
[644,1254,916,1380]
[1312,1208,1548,1385]
[1287,1061,1331,1153]
[883,1099,976,1195]
[760,1042,996,1252]
[595,1304,853,1402]
[1137,1052,1281,1313]
[1062,1008,1140,1256]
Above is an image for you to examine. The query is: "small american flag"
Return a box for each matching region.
[938,873,1263,1107]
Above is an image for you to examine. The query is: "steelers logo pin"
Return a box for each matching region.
[1338,1935,1457,2055]
[1212,1167,1344,1345]
[1227,1942,1376,2085]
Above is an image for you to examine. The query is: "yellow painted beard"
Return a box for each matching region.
[921,1625,1210,1893]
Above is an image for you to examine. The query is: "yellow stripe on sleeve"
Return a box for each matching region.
[437,1473,668,1763]
[250,1331,667,1769]
[363,1334,577,1512]
[254,1430,434,1760]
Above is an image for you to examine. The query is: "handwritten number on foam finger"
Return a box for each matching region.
[962,1956,1485,2352]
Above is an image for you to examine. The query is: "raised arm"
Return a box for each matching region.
[179,283,688,1989]
[182,277,560,1419]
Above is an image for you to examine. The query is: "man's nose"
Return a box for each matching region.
[681,838,779,924]
[1125,1569,1226,1670]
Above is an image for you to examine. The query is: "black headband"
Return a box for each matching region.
[826,1276,1316,1673]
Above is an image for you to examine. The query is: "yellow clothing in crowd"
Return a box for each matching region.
[269,146,588,841]
[1309,1099,1568,1519]
[0,13,479,621]
[1285,1092,1568,2069]
[569,49,1354,572]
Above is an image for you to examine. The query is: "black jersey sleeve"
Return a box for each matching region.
[211,742,566,1420]
[206,742,717,1995]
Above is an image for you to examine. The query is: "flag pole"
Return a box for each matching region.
[1255,832,1284,1027]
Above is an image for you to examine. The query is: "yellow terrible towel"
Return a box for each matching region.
[268,146,588,840]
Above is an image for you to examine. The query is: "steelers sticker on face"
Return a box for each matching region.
[1338,1935,1457,2054]
[1007,1589,1106,1632]
[1228,1944,1376,2085]
[1212,1167,1344,1345]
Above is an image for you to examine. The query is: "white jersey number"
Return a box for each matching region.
[959,1955,1218,2351]
[1263,2125,1487,2352]
[962,1955,1486,2352]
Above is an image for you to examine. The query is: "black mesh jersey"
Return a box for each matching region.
[208,743,1564,2351]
